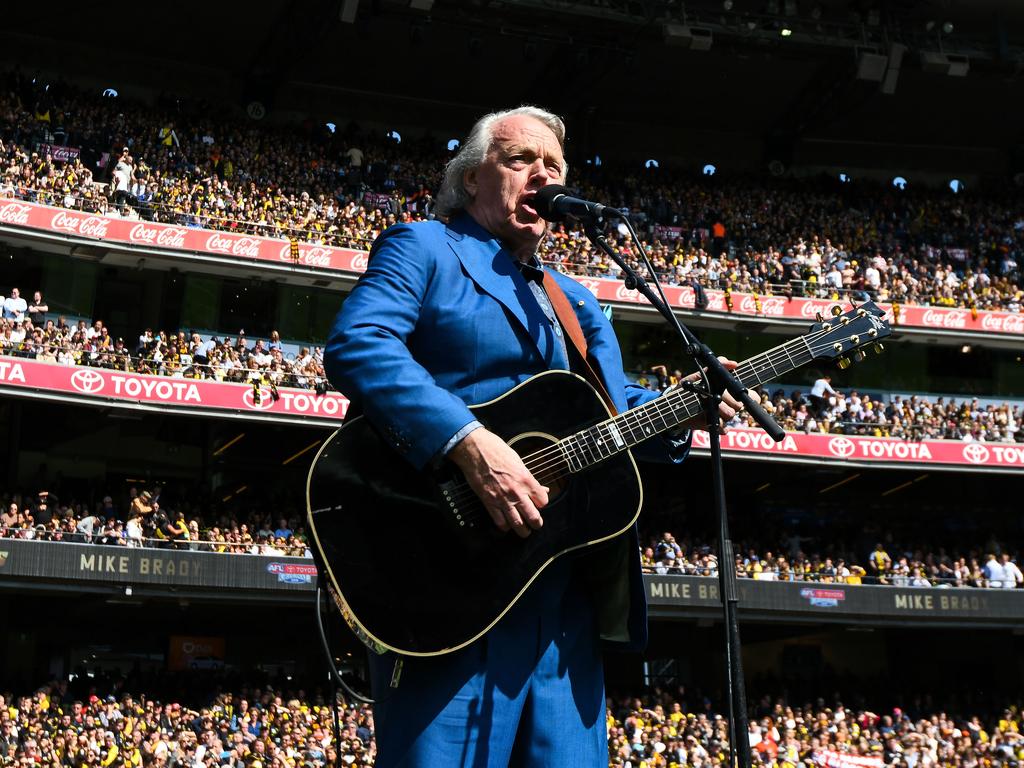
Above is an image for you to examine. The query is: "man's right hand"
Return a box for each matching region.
[447,428,549,538]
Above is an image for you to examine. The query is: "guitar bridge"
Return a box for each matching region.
[439,481,476,530]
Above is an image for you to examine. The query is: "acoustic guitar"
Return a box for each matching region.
[307,302,891,656]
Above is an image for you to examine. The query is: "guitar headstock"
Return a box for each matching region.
[805,301,892,369]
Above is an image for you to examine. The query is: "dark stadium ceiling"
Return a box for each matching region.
[3,0,1023,172]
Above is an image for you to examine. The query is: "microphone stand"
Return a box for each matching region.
[579,215,783,768]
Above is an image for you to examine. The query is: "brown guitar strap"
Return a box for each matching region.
[541,271,618,415]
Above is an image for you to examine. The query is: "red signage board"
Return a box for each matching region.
[1,198,1021,336]
[0,358,348,423]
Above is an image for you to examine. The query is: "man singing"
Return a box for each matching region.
[325,106,739,766]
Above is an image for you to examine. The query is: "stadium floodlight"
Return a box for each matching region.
[102,88,118,98]
[892,176,907,190]
[645,159,660,169]
[325,122,336,134]
[703,163,717,176]
[949,179,964,193]
[387,130,402,144]
[838,173,851,183]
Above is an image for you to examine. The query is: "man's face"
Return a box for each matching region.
[464,115,564,258]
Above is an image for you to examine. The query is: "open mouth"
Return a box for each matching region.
[520,193,538,217]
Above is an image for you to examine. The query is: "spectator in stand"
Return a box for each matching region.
[1002,553,1024,588]
[3,287,27,321]
[27,290,46,325]
[984,553,1007,588]
[808,374,837,420]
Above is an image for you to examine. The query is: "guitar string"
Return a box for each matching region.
[440,320,880,519]
[443,326,861,520]
[441,322,874,519]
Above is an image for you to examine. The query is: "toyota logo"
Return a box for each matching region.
[70,369,105,394]
[242,387,274,411]
[828,437,856,458]
[961,443,990,465]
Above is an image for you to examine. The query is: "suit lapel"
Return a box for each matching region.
[446,218,552,365]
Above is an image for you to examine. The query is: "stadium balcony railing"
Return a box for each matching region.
[3,190,1023,341]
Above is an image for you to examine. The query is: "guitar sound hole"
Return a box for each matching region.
[508,433,569,499]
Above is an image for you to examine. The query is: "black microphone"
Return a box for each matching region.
[532,185,620,222]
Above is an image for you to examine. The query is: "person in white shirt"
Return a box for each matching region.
[983,553,1006,588]
[3,287,27,320]
[1000,554,1022,589]
[809,375,837,419]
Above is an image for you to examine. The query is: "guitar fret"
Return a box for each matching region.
[745,360,765,386]
[560,437,582,473]
[591,425,611,460]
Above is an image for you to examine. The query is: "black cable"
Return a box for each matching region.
[314,587,374,704]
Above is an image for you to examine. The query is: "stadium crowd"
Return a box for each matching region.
[1,71,1021,315]
[639,532,1024,589]
[0,289,329,395]
[3,281,1021,444]
[2,680,1024,768]
[2,482,1021,590]
[634,368,1023,444]
[0,487,311,557]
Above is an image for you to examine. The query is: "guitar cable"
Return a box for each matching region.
[315,585,375,701]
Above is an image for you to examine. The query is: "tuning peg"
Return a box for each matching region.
[831,305,843,317]
[837,357,851,370]
[873,342,885,354]
[853,350,866,363]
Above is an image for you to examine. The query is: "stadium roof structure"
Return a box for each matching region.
[3,0,1023,174]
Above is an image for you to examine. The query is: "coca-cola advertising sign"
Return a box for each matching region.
[50,210,110,238]
[0,198,1021,337]
[0,198,367,274]
[0,358,348,424]
[0,201,32,226]
[129,222,187,248]
[37,143,81,163]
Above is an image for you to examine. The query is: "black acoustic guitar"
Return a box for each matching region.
[307,303,891,656]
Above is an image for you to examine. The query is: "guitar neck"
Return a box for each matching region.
[555,335,816,473]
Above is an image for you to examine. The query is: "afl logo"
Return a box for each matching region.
[961,444,990,465]
[827,437,856,458]
[242,387,274,410]
[70,369,105,394]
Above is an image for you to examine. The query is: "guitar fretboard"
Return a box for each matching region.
[556,334,817,473]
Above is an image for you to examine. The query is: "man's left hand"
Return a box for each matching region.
[675,357,749,431]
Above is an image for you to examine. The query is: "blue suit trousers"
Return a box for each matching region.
[369,558,606,767]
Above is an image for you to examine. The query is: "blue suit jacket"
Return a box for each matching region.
[325,213,690,651]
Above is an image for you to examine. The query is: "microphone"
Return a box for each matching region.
[532,185,620,222]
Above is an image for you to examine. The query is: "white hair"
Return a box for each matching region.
[434,105,567,220]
